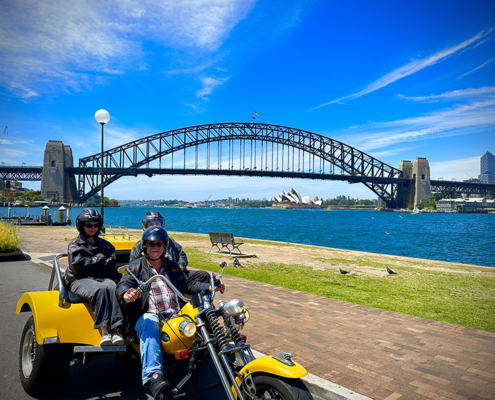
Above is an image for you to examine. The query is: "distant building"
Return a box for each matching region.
[437,198,495,213]
[478,151,495,184]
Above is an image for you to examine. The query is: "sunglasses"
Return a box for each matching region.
[148,242,164,248]
[84,223,100,228]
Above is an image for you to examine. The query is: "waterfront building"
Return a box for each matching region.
[478,151,495,184]
[436,198,495,213]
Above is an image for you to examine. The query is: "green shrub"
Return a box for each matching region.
[0,222,20,252]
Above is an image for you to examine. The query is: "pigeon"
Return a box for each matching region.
[233,258,242,268]
[340,269,350,275]
[387,267,397,275]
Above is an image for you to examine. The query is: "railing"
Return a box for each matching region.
[101,225,134,240]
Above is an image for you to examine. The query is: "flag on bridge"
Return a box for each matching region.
[251,116,256,120]
[254,111,259,115]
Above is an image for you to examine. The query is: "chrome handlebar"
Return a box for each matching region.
[141,274,191,303]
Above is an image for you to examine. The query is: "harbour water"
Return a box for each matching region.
[2,206,495,267]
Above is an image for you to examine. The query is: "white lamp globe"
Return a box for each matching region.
[95,109,110,124]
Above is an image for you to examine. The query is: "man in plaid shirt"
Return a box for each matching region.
[117,227,225,400]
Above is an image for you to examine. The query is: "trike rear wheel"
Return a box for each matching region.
[19,315,71,394]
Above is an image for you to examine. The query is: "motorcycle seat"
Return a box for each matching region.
[53,282,88,304]
[63,289,87,304]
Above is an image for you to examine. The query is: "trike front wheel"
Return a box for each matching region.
[247,373,314,400]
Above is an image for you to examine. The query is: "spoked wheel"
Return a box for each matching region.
[248,373,314,400]
[19,315,71,395]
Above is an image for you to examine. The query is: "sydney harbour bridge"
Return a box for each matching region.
[1,122,494,208]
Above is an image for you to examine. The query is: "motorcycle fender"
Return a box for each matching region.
[232,355,307,394]
[16,291,101,346]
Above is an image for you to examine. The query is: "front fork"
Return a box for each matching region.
[196,315,246,400]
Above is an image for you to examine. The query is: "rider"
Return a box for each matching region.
[117,226,225,400]
[130,211,210,283]
[64,209,124,346]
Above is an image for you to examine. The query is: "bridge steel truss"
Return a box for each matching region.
[0,166,43,181]
[430,180,495,197]
[73,122,407,206]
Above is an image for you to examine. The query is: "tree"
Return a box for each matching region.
[51,196,57,203]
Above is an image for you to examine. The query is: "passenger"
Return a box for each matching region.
[117,226,225,400]
[64,208,124,346]
[130,211,210,283]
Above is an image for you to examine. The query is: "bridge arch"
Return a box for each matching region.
[76,122,406,206]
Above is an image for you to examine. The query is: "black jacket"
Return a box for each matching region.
[129,237,188,267]
[64,234,118,286]
[116,256,209,341]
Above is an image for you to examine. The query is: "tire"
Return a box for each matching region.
[19,315,71,395]
[246,373,314,400]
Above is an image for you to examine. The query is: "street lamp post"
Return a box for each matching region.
[94,109,110,226]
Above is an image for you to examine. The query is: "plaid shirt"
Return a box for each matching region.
[147,263,180,317]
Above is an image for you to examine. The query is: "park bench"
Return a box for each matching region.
[208,232,244,255]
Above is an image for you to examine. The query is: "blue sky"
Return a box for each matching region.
[1,0,494,202]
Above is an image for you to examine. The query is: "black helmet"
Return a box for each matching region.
[141,211,165,231]
[76,208,103,236]
[141,226,169,257]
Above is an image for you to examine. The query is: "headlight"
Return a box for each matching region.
[223,299,245,316]
[178,320,196,337]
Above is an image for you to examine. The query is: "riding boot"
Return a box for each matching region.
[149,372,173,400]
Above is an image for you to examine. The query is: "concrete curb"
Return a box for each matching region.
[251,350,372,400]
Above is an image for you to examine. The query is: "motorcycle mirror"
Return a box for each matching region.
[117,265,134,275]
[218,261,227,279]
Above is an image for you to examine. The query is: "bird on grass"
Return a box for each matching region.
[387,267,397,275]
[233,258,242,268]
[340,269,350,275]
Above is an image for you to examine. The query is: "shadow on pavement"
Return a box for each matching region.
[0,253,31,262]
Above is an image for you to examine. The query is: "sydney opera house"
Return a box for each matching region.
[272,188,323,208]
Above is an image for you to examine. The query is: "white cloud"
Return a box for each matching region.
[398,86,495,101]
[369,147,414,158]
[196,75,231,98]
[0,0,255,98]
[457,59,493,80]
[337,99,495,151]
[309,29,493,111]
[0,148,32,163]
[429,156,480,181]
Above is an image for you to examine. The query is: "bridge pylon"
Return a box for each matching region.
[413,157,431,205]
[397,158,431,208]
[41,141,78,203]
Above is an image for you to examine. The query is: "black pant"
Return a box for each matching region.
[188,269,211,283]
[70,278,124,330]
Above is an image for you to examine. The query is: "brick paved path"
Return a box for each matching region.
[21,239,495,400]
[221,277,495,400]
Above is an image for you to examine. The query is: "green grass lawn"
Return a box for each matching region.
[185,247,495,332]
